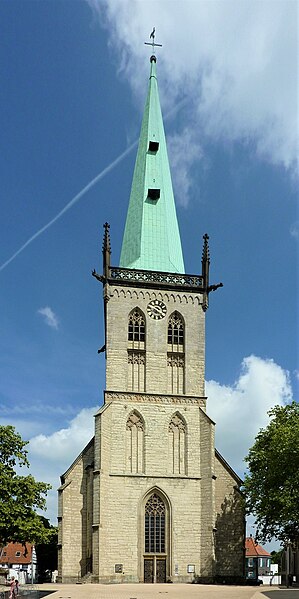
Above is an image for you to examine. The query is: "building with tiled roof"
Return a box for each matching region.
[0,542,37,583]
[245,536,271,579]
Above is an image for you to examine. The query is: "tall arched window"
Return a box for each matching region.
[128,308,146,391]
[168,412,187,475]
[128,309,145,345]
[167,312,185,394]
[126,410,144,473]
[168,311,184,349]
[144,493,165,553]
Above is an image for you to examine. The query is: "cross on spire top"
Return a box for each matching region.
[144,27,162,56]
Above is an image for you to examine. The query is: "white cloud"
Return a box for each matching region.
[168,127,203,207]
[290,221,299,238]
[37,306,59,329]
[88,0,298,185]
[206,355,293,477]
[28,406,98,524]
[29,407,96,463]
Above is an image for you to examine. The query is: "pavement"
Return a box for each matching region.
[9,583,299,599]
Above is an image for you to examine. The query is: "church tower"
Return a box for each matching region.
[58,48,244,585]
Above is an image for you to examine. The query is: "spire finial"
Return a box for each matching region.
[144,28,162,60]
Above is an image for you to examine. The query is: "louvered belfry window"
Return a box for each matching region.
[128,309,145,343]
[167,311,184,347]
[145,493,166,554]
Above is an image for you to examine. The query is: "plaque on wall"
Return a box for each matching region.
[115,564,123,573]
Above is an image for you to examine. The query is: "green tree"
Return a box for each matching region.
[0,425,52,546]
[244,401,299,545]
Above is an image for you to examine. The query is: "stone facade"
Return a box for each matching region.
[58,283,245,583]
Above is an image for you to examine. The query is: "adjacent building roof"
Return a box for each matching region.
[245,536,271,557]
[119,56,185,274]
[0,542,33,565]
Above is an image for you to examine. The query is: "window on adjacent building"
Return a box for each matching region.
[15,551,21,557]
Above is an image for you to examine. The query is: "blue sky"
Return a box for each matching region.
[0,1,297,545]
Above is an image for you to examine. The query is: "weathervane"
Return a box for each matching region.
[144,28,162,55]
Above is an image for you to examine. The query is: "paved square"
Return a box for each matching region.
[34,583,299,599]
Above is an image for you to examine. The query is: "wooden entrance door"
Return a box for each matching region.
[156,558,166,583]
[144,557,166,583]
[144,558,154,583]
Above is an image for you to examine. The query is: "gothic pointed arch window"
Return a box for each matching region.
[128,308,145,346]
[126,410,145,473]
[144,493,166,554]
[128,308,146,392]
[167,312,185,394]
[168,412,187,475]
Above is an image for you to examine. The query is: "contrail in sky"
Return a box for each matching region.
[0,141,138,272]
[0,99,187,273]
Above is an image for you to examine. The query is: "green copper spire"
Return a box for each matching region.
[120,56,185,273]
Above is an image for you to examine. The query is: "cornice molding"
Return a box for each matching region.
[104,390,206,407]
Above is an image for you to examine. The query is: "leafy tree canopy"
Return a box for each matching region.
[0,425,52,546]
[243,401,299,545]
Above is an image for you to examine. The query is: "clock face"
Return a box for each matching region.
[147,299,167,320]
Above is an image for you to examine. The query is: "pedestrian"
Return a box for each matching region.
[9,576,16,599]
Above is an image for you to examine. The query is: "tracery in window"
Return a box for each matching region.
[128,308,146,391]
[128,308,145,346]
[168,412,187,475]
[126,410,145,473]
[167,312,185,394]
[144,493,165,553]
[167,311,184,350]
